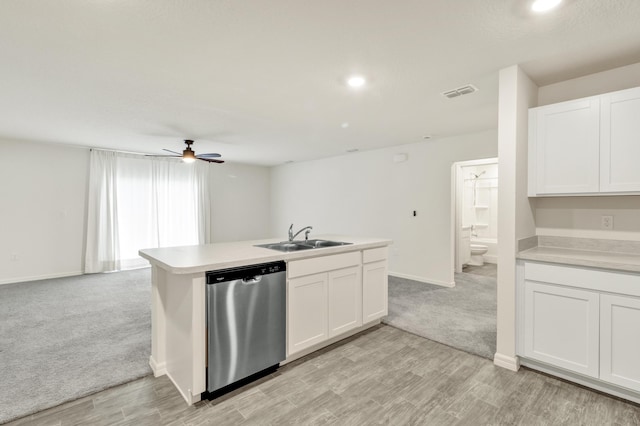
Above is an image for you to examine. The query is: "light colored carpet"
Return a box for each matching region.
[0,268,152,424]
[384,272,497,359]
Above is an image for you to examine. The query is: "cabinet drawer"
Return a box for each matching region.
[288,251,361,278]
[524,262,640,297]
[363,247,388,263]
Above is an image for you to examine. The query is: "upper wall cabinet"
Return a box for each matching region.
[600,87,640,192]
[528,86,640,196]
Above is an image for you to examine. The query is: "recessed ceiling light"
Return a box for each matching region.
[347,75,366,89]
[341,122,350,128]
[423,135,432,140]
[346,148,359,153]
[531,0,562,13]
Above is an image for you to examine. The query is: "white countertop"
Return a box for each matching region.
[517,246,640,273]
[139,235,392,274]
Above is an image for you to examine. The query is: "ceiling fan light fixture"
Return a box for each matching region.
[182,148,196,163]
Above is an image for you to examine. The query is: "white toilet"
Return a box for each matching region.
[468,244,489,266]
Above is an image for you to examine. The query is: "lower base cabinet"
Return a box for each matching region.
[523,281,600,378]
[362,260,388,323]
[600,294,640,392]
[288,272,328,355]
[287,248,388,357]
[328,266,362,338]
[519,260,640,397]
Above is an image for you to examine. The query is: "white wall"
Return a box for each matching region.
[538,62,640,106]
[535,61,640,240]
[0,139,272,284]
[210,163,271,242]
[270,130,498,286]
[495,65,538,371]
[0,139,90,284]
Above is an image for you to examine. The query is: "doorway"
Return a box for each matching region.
[452,158,498,274]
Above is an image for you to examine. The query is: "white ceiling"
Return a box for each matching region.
[1,1,640,166]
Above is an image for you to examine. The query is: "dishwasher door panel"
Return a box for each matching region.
[206,270,285,392]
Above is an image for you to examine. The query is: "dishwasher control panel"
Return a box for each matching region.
[206,261,286,284]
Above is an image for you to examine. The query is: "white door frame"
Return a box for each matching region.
[451,157,498,274]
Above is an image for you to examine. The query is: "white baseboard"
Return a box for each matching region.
[149,356,167,377]
[389,271,455,288]
[493,352,520,372]
[521,358,640,405]
[166,370,200,406]
[283,319,382,365]
[0,270,83,286]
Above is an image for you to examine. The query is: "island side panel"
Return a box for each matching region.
[164,272,206,405]
[191,275,206,398]
[150,265,167,375]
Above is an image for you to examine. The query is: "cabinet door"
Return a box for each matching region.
[524,281,599,378]
[600,294,640,392]
[362,260,388,323]
[532,97,600,194]
[328,266,362,338]
[600,87,640,192]
[287,273,328,355]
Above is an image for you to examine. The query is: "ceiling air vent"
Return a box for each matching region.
[442,84,478,99]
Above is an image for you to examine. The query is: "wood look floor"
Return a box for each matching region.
[7,325,640,426]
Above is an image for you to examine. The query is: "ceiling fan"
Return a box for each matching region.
[151,140,224,164]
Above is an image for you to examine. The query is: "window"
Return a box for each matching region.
[85,150,210,273]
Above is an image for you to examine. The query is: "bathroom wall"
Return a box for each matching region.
[461,162,498,263]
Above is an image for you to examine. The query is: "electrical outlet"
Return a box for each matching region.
[601,215,614,230]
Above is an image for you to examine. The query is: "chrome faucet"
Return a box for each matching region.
[289,224,313,242]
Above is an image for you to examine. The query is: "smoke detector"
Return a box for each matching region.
[442,84,478,99]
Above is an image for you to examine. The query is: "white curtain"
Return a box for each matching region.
[84,150,211,273]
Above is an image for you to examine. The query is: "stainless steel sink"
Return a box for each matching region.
[254,242,315,252]
[255,239,352,252]
[299,239,352,248]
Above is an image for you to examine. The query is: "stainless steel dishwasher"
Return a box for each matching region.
[205,261,286,393]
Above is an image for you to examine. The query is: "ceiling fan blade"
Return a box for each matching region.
[198,158,225,164]
[163,148,182,155]
[196,153,221,158]
[146,154,180,158]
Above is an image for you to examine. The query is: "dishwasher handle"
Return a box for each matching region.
[242,275,263,284]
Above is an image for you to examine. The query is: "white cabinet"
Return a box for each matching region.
[518,260,640,401]
[328,266,362,338]
[362,247,388,323]
[287,248,388,357]
[363,260,388,322]
[600,294,640,392]
[287,251,362,356]
[523,281,600,378]
[288,273,328,355]
[529,86,640,196]
[600,87,640,192]
[529,97,600,195]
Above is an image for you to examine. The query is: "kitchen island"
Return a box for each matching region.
[139,235,392,405]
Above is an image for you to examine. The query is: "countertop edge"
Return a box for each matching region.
[139,238,392,275]
[517,249,640,274]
